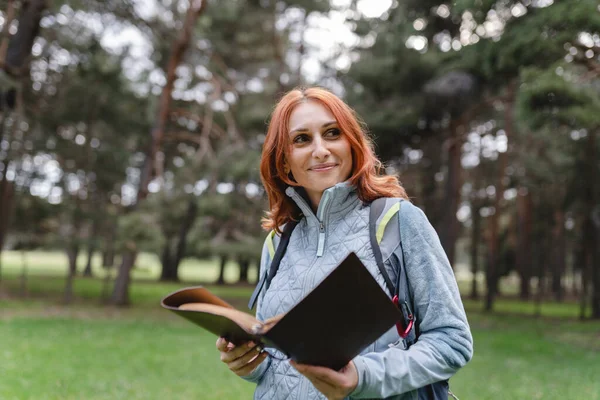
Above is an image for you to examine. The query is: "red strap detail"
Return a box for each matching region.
[392,295,414,339]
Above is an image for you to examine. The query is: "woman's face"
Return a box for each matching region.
[286,100,353,208]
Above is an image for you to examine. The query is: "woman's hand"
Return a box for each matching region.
[216,337,268,377]
[290,360,358,400]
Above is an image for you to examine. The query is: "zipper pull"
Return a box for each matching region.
[317,221,326,257]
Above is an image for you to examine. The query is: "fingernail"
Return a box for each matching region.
[247,342,255,348]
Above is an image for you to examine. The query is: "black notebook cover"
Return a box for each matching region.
[265,252,402,370]
[162,252,403,370]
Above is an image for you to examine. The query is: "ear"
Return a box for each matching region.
[283,160,290,174]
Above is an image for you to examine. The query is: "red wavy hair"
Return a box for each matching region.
[260,86,408,232]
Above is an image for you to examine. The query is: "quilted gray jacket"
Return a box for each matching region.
[242,182,473,399]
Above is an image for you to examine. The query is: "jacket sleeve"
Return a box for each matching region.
[240,235,273,384]
[350,202,473,398]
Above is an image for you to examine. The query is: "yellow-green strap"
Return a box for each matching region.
[376,202,401,244]
[266,230,276,259]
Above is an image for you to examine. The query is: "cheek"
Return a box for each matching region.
[287,150,306,174]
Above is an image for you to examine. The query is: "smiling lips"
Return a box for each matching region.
[309,163,338,172]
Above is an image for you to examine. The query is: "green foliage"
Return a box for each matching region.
[452,0,497,22]
[114,210,164,253]
[517,65,600,130]
[454,0,600,85]
[346,6,443,161]
[10,193,61,249]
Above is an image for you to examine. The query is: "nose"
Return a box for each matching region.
[312,135,331,159]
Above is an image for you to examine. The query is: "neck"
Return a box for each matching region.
[307,191,322,212]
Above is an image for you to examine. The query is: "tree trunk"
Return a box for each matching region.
[0,0,45,276]
[517,189,533,300]
[3,0,46,78]
[420,137,442,230]
[111,250,137,306]
[83,248,94,277]
[438,123,463,268]
[160,200,198,282]
[591,220,600,319]
[551,208,566,302]
[470,200,482,300]
[579,234,591,320]
[100,264,114,304]
[485,82,516,312]
[238,259,250,283]
[217,256,227,285]
[0,173,14,282]
[484,193,500,312]
[160,239,176,281]
[83,222,99,277]
[64,244,79,304]
[111,1,208,306]
[533,230,550,317]
[102,221,117,268]
[588,130,600,319]
[0,0,16,67]
[173,200,198,274]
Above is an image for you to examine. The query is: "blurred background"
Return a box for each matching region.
[0,0,599,399]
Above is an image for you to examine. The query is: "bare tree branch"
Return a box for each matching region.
[0,0,16,65]
[138,0,208,202]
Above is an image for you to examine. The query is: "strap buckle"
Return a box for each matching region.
[392,295,414,339]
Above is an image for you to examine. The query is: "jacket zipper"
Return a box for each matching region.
[316,190,332,257]
[285,185,335,258]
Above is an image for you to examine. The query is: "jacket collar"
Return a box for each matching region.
[284,181,360,224]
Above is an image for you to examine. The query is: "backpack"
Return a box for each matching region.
[248,198,452,400]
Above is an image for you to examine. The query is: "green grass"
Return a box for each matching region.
[452,313,600,400]
[0,317,255,400]
[0,250,258,284]
[1,251,599,399]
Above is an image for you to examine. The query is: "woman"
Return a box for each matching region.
[216,87,473,399]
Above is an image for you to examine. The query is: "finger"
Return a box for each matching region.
[228,345,263,370]
[220,341,256,363]
[293,362,354,396]
[216,337,229,351]
[310,365,358,397]
[232,350,268,376]
[291,361,341,384]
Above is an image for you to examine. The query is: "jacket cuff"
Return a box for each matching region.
[349,356,370,398]
[240,354,271,384]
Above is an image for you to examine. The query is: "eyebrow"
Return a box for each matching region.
[289,121,338,135]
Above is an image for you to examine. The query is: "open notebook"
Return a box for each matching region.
[161,252,402,370]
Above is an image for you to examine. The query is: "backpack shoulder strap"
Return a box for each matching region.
[248,220,298,310]
[369,197,405,294]
[370,197,416,341]
[266,230,277,260]
[369,198,395,296]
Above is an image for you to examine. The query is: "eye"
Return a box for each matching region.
[324,128,341,138]
[293,134,310,144]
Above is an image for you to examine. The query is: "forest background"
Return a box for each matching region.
[0,1,599,399]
